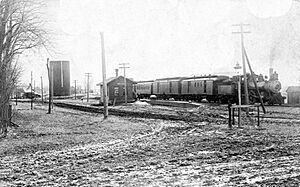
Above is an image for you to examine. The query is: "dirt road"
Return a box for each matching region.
[0,103,299,186]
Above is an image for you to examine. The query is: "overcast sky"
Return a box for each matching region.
[20,0,299,91]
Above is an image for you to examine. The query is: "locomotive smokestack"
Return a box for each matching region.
[269,68,273,80]
[115,69,119,77]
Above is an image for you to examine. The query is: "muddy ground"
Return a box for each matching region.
[0,102,299,186]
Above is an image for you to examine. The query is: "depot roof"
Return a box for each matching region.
[96,76,135,86]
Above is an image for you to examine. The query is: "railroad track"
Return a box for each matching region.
[53,102,205,122]
[15,99,300,124]
[53,101,300,124]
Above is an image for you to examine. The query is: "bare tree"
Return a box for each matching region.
[0,0,49,138]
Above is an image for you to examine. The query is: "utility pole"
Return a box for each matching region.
[85,73,92,102]
[119,63,130,104]
[31,71,33,110]
[46,58,52,114]
[41,76,43,103]
[34,80,36,104]
[234,62,242,127]
[232,23,250,106]
[74,80,77,99]
[51,62,54,109]
[101,32,108,119]
[15,86,18,105]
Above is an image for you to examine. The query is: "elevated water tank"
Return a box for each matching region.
[50,61,70,96]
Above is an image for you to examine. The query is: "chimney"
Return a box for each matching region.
[115,69,119,77]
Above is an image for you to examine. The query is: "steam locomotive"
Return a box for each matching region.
[135,69,284,105]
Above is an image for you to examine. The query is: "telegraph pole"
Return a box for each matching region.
[85,73,92,102]
[232,23,250,106]
[74,80,77,99]
[41,76,44,103]
[119,63,130,104]
[15,86,18,105]
[234,62,242,127]
[34,80,35,102]
[46,58,52,113]
[101,32,108,119]
[31,71,33,110]
[51,62,54,109]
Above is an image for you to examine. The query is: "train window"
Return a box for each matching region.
[169,82,172,93]
[194,82,196,87]
[204,80,207,93]
[157,82,159,93]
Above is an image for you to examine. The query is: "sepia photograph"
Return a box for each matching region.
[0,0,300,186]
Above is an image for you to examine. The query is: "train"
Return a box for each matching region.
[135,69,285,105]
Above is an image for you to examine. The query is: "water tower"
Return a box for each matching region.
[50,61,70,96]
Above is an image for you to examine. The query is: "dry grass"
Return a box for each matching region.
[0,102,152,156]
